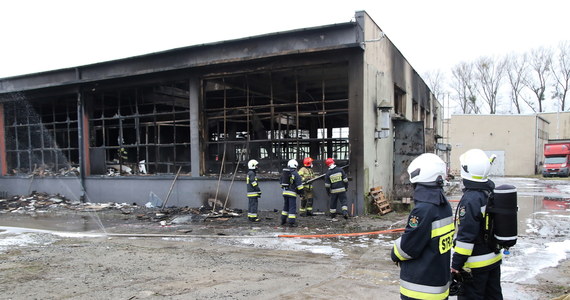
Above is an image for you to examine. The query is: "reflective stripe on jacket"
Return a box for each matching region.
[391,184,454,300]
[246,170,261,198]
[280,168,303,197]
[452,179,502,272]
[324,166,348,193]
[298,167,315,190]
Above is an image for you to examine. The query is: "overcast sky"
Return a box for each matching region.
[1,0,568,79]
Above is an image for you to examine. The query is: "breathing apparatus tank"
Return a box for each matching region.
[488,184,518,252]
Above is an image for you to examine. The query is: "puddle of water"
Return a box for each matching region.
[215,235,347,259]
[0,230,59,252]
[0,212,106,233]
[0,226,105,253]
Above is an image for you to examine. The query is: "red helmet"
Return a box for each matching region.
[325,158,335,167]
[303,157,314,167]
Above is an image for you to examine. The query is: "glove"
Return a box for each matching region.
[390,249,400,267]
[326,188,331,196]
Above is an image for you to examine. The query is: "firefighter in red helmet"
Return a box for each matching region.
[324,158,349,220]
[298,157,317,216]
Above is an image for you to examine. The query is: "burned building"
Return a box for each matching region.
[0,11,442,215]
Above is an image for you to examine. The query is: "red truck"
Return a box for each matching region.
[542,142,570,177]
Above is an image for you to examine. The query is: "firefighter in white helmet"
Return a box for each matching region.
[391,153,454,300]
[451,149,503,299]
[246,159,261,222]
[280,159,304,227]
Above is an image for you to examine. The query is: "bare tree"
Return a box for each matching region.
[552,41,570,111]
[450,62,480,114]
[524,47,553,112]
[505,53,532,113]
[423,69,446,101]
[474,56,506,114]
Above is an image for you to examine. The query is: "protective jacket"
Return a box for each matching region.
[324,166,348,193]
[246,170,261,198]
[280,168,304,197]
[298,166,315,190]
[452,179,502,272]
[391,184,454,300]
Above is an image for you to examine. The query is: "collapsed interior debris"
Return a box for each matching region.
[3,63,350,179]
[203,63,349,177]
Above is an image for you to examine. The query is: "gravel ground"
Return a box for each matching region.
[0,199,568,300]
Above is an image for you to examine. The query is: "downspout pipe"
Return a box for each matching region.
[77,91,86,202]
[76,82,87,202]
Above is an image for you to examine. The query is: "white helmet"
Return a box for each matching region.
[459,149,492,182]
[287,159,298,169]
[248,159,259,170]
[407,153,446,184]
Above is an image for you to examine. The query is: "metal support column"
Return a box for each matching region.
[189,77,201,177]
[77,90,87,202]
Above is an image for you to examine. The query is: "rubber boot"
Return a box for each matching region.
[280,214,287,226]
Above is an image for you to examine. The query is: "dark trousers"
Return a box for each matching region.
[329,192,348,216]
[300,197,313,212]
[281,195,297,224]
[458,265,502,300]
[247,196,258,218]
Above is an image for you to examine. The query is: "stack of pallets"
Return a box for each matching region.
[369,186,392,215]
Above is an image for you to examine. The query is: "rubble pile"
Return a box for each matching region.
[0,191,243,225]
[11,165,80,177]
[0,192,75,212]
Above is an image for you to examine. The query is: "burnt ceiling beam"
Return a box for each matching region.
[0,23,362,94]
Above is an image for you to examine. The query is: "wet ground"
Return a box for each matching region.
[0,177,569,299]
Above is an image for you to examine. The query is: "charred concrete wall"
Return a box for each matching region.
[0,176,332,212]
[356,11,442,210]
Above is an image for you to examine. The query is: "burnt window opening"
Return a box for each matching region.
[4,95,79,176]
[394,85,406,117]
[412,100,419,122]
[203,64,350,177]
[89,80,191,175]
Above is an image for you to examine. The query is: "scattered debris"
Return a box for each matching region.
[0,191,243,225]
[11,165,81,177]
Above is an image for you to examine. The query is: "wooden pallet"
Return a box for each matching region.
[369,186,392,215]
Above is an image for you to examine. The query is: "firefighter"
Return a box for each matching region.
[246,159,261,222]
[117,147,128,164]
[298,157,316,216]
[451,149,503,299]
[280,159,304,227]
[391,153,454,300]
[324,158,349,220]
[117,136,128,166]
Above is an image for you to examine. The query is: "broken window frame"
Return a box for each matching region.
[202,64,350,177]
[4,95,80,176]
[88,80,192,176]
